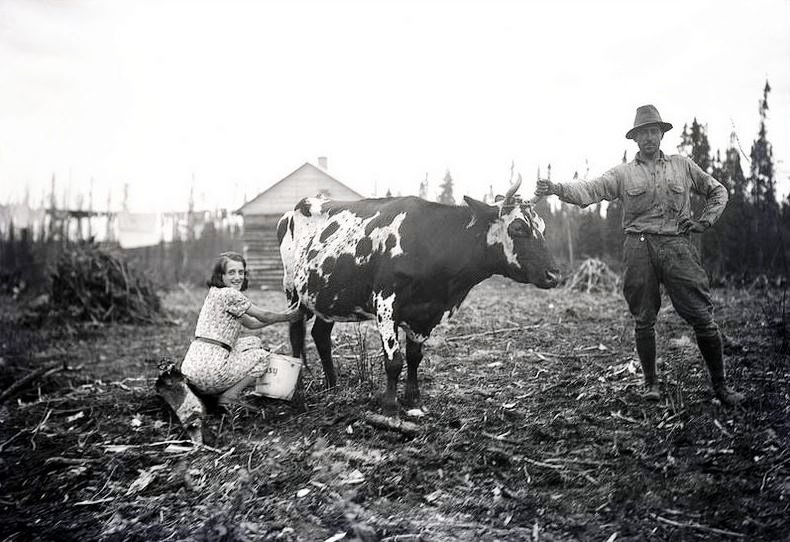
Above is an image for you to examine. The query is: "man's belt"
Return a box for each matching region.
[194,336,232,352]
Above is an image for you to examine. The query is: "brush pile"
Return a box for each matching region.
[47,242,162,323]
[566,258,620,294]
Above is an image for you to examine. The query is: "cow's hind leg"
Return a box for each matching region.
[312,318,337,389]
[403,337,423,409]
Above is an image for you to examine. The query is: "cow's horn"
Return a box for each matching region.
[504,173,522,201]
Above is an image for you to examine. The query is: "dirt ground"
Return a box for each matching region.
[1,277,788,541]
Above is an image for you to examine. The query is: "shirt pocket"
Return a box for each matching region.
[666,179,687,212]
[623,178,650,218]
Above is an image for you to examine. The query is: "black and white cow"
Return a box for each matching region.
[277,176,559,416]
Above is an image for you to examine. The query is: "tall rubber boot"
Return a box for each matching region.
[635,330,660,400]
[696,333,745,406]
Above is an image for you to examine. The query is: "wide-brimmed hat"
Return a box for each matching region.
[626,104,673,139]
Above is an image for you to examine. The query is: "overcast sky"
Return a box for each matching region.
[1,0,788,212]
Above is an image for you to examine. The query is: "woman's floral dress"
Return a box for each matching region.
[181,287,272,395]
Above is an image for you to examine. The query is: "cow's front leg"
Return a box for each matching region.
[375,293,402,417]
[404,337,423,409]
[311,318,337,388]
[381,333,403,418]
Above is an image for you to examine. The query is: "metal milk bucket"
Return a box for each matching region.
[255,353,302,400]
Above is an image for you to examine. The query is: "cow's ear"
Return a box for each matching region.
[464,196,498,228]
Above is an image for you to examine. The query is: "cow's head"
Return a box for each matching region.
[464,175,560,289]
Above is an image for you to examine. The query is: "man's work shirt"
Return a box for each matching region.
[556,152,728,235]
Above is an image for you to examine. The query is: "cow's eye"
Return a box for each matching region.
[507,219,530,237]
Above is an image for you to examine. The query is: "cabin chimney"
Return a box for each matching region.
[318,156,328,170]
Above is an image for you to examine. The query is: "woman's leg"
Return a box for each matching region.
[217,375,257,406]
[216,347,272,406]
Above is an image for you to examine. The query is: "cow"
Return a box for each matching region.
[277,175,559,416]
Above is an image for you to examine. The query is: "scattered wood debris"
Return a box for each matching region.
[0,361,64,405]
[363,413,419,435]
[44,242,162,324]
[0,279,787,540]
[566,258,620,293]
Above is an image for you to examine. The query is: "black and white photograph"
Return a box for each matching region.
[1,1,789,540]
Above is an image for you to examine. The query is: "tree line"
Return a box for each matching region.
[432,81,785,283]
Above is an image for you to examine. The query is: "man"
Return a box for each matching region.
[536,104,744,406]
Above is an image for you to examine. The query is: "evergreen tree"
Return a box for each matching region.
[748,79,779,271]
[677,118,713,217]
[418,173,428,200]
[437,170,455,205]
[576,203,605,260]
[749,80,776,206]
[717,133,751,279]
[781,194,790,276]
[677,118,711,172]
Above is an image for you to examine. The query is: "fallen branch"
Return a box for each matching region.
[363,413,419,435]
[523,457,565,470]
[102,439,223,454]
[0,362,63,404]
[0,429,26,453]
[44,456,100,467]
[482,431,522,446]
[446,324,541,342]
[533,350,618,359]
[651,514,745,538]
[73,497,115,507]
[542,457,612,467]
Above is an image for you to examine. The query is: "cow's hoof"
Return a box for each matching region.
[402,395,422,409]
[381,403,400,419]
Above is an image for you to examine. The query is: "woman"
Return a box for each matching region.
[157,251,299,442]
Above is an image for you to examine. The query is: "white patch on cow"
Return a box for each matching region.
[374,291,400,359]
[485,203,547,267]
[486,215,520,267]
[282,199,409,314]
[307,196,328,216]
[362,211,407,263]
[524,206,546,238]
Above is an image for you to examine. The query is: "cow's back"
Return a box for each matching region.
[279,197,431,320]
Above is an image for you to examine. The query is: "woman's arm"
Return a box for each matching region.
[241,304,301,329]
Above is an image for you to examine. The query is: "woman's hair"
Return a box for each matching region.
[207,251,249,291]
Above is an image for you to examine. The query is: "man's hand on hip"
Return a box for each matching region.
[679,218,710,234]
